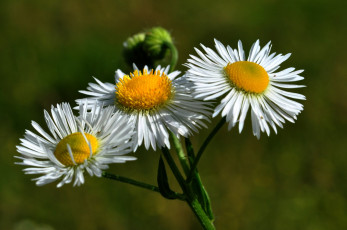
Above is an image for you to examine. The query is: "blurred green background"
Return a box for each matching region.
[1,0,346,229]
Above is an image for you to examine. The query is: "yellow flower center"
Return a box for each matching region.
[115,69,173,111]
[224,61,269,94]
[54,132,99,166]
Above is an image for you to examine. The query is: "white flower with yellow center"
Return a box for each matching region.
[185,39,305,138]
[77,65,211,150]
[16,102,136,187]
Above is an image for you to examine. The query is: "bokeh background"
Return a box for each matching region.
[1,0,346,229]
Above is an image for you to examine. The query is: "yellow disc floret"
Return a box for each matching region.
[224,61,269,94]
[115,69,173,111]
[54,132,99,166]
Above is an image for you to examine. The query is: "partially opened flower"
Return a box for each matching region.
[185,39,305,138]
[16,102,136,187]
[77,65,211,150]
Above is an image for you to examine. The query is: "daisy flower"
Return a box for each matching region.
[16,102,136,187]
[185,39,305,138]
[77,65,211,150]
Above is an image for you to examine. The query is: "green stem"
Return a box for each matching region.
[188,198,216,230]
[187,118,226,183]
[102,172,160,193]
[185,137,195,162]
[161,147,215,229]
[170,133,190,176]
[165,42,178,73]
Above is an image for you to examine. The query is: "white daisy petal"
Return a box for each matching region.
[248,39,260,62]
[214,39,234,63]
[238,97,250,133]
[237,40,246,61]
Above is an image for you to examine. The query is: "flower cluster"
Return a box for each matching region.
[16,31,305,188]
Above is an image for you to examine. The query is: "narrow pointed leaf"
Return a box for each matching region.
[157,156,178,200]
[185,138,214,220]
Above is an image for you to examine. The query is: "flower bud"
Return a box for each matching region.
[143,27,173,60]
[123,32,154,69]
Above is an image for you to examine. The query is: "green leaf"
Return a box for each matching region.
[185,138,214,221]
[157,156,178,200]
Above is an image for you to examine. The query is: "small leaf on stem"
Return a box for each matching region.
[157,156,180,200]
